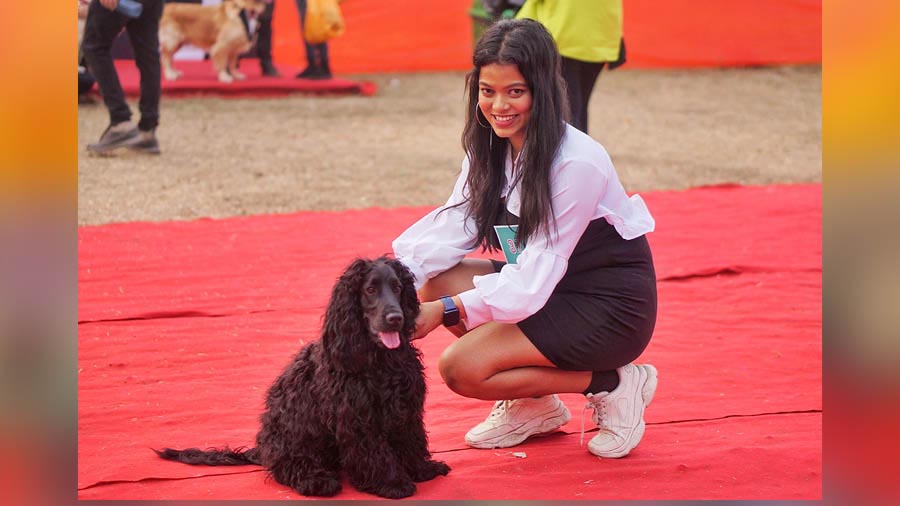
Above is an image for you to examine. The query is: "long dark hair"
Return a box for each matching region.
[455,18,569,251]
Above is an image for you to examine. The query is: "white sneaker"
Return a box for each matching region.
[464,394,571,449]
[584,363,658,458]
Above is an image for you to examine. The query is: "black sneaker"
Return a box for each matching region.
[295,66,332,80]
[86,122,140,154]
[260,60,280,77]
[128,129,161,155]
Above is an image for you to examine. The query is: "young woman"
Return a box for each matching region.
[392,19,658,458]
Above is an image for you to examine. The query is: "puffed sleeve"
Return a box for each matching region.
[392,158,479,289]
[457,159,607,329]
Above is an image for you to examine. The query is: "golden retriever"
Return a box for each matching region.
[159,0,269,83]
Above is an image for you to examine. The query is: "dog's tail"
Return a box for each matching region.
[154,445,261,466]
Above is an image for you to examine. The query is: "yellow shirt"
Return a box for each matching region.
[516,0,623,63]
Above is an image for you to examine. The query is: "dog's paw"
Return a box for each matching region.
[296,477,342,497]
[218,72,234,83]
[231,71,247,80]
[375,481,416,499]
[410,460,451,482]
[163,71,181,81]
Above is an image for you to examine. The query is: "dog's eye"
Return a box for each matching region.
[392,283,402,294]
[365,286,377,295]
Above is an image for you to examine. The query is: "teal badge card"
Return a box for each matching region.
[494,225,523,264]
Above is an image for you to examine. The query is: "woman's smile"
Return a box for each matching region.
[491,113,519,128]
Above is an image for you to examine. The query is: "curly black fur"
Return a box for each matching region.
[156,257,450,498]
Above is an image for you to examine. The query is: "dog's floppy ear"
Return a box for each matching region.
[321,258,371,371]
[385,258,420,339]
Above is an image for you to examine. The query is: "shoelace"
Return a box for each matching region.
[580,392,609,446]
[488,399,512,419]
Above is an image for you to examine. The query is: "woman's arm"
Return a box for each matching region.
[412,295,468,340]
[392,158,479,289]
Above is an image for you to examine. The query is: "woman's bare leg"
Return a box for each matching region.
[439,321,591,400]
[418,258,495,302]
[423,258,590,398]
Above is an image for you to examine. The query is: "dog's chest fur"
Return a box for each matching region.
[270,342,426,423]
[334,345,426,411]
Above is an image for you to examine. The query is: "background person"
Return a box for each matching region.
[82,0,164,154]
[516,0,626,134]
[78,0,98,104]
[257,0,279,76]
[294,0,332,79]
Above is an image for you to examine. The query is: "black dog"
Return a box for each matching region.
[156,257,449,498]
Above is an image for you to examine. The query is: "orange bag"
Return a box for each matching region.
[304,0,345,44]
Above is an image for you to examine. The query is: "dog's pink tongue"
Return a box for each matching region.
[379,331,401,349]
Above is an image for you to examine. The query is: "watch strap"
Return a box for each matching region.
[439,296,460,327]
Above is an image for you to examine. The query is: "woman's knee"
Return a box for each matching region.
[417,279,443,304]
[438,342,482,397]
[418,273,461,303]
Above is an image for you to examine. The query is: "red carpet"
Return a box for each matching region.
[115,59,377,98]
[77,183,822,500]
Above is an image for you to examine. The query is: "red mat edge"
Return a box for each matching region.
[113,60,378,98]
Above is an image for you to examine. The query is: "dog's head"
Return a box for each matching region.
[321,257,420,369]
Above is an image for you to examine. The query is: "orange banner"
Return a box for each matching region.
[272,0,821,74]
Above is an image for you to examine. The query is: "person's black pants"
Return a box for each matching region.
[78,69,96,96]
[82,0,163,131]
[257,1,275,64]
[560,56,605,134]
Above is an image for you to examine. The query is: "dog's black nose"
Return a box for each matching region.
[385,312,404,327]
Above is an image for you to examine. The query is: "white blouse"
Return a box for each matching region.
[392,124,655,330]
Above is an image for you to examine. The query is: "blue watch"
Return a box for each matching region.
[439,296,460,327]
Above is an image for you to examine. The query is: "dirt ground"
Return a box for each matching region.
[77,65,821,226]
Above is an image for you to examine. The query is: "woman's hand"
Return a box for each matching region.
[412,300,444,340]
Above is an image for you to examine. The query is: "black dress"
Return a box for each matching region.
[491,202,657,372]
